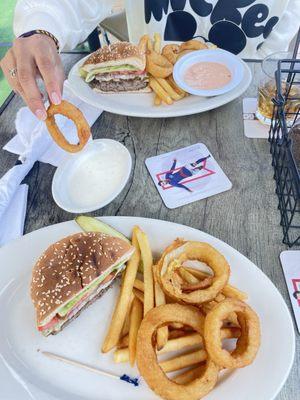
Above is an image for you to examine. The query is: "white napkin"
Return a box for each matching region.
[0,184,28,246]
[0,81,102,245]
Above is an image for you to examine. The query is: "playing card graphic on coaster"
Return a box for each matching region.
[243,98,269,139]
[145,143,232,209]
[280,251,300,334]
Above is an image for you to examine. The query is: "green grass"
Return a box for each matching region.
[0,0,16,106]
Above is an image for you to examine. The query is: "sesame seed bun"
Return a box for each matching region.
[31,232,134,327]
[81,42,146,73]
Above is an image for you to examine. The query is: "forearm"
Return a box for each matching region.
[13,0,115,50]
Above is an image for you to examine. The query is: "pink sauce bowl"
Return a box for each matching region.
[173,48,245,97]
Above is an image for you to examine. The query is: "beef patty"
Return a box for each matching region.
[90,77,148,92]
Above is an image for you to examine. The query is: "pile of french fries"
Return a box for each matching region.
[101,226,247,381]
[145,33,188,106]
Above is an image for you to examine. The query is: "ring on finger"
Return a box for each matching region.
[9,67,17,78]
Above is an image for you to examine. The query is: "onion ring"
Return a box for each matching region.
[159,241,230,304]
[146,51,173,78]
[179,40,208,52]
[181,276,213,292]
[136,304,219,400]
[162,44,180,64]
[45,100,90,153]
[204,299,260,368]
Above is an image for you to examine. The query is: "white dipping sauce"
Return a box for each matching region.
[67,141,129,208]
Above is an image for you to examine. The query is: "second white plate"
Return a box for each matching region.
[67,55,252,118]
[0,217,295,400]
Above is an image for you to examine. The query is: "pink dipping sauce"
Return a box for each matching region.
[184,62,232,90]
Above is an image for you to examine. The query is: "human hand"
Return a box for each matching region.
[0,34,64,120]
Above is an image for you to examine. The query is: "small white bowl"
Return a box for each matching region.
[173,48,244,97]
[52,139,132,213]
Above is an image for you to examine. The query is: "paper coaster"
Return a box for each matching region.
[243,98,269,139]
[280,250,300,334]
[145,143,232,209]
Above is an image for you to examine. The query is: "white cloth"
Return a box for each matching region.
[0,82,102,245]
[14,0,300,58]
[0,184,28,246]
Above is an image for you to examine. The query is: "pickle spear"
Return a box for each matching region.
[75,216,144,273]
[75,216,130,243]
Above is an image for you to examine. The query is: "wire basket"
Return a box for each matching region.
[269,31,300,247]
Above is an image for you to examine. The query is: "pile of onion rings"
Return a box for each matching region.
[102,230,261,400]
[45,100,91,153]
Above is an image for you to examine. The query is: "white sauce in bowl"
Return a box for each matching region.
[52,139,132,213]
[68,144,128,207]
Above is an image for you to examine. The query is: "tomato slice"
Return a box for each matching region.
[38,273,115,330]
[38,316,59,331]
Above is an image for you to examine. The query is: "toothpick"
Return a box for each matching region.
[42,351,139,386]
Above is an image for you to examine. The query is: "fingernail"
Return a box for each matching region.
[51,91,61,105]
[35,109,47,120]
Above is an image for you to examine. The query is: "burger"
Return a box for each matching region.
[79,42,150,93]
[31,232,134,336]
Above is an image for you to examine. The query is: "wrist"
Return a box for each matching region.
[18,30,60,52]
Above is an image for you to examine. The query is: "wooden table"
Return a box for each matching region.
[0,53,299,398]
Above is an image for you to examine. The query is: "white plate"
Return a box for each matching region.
[173,49,244,97]
[68,56,252,118]
[52,139,132,213]
[0,217,295,400]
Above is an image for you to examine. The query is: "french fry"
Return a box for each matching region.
[167,76,186,97]
[153,32,161,53]
[168,329,187,339]
[157,333,202,354]
[161,328,240,355]
[186,267,248,301]
[153,265,168,350]
[172,364,206,384]
[183,267,210,280]
[101,229,140,353]
[178,267,200,284]
[154,95,162,106]
[149,77,173,105]
[135,227,154,316]
[118,334,129,349]
[133,287,144,303]
[138,34,150,54]
[222,284,248,301]
[156,78,183,101]
[120,293,134,337]
[133,278,144,292]
[147,37,153,52]
[129,297,143,366]
[115,328,240,360]
[114,348,129,363]
[159,349,207,373]
[221,327,241,339]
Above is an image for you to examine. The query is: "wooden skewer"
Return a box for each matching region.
[42,351,139,386]
[42,351,120,380]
